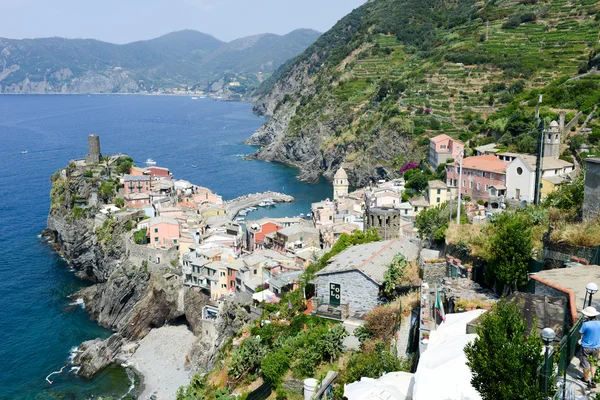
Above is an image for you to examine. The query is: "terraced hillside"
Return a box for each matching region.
[250,0,600,184]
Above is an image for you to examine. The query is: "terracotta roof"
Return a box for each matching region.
[430,134,452,143]
[461,155,508,173]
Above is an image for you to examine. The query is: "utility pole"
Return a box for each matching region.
[534,95,544,206]
[456,150,464,225]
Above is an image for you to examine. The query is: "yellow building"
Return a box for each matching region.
[426,180,455,206]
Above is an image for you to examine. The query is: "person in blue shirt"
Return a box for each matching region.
[580,306,600,388]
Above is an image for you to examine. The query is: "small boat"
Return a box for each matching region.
[191,165,197,168]
[299,213,305,218]
[20,150,28,154]
[236,216,245,222]
[258,201,268,207]
[191,97,198,100]
[248,207,257,211]
[238,210,247,216]
[145,158,157,166]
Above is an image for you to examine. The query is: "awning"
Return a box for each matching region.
[252,289,280,303]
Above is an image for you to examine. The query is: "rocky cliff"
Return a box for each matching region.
[45,163,251,381]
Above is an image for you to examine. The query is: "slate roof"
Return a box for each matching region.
[316,239,420,285]
[148,216,179,227]
[124,175,151,182]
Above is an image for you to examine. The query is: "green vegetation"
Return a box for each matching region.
[256,0,600,181]
[465,300,545,400]
[115,157,134,175]
[134,229,148,245]
[382,254,408,298]
[415,201,468,244]
[98,181,116,204]
[114,197,125,208]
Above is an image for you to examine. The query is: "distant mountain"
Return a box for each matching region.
[0,29,321,94]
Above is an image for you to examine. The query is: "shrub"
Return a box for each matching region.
[363,306,398,340]
[134,229,147,245]
[228,337,267,381]
[114,197,125,208]
[261,350,291,385]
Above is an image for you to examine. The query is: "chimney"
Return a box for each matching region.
[559,111,566,133]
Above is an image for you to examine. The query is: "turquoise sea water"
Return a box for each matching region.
[0,95,332,399]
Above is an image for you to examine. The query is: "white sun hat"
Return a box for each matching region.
[582,306,600,317]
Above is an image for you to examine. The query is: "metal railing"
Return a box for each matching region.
[539,316,584,397]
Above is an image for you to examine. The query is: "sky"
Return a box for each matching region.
[0,0,366,43]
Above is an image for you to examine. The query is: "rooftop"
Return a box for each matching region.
[519,155,574,171]
[316,239,420,285]
[428,179,447,189]
[124,175,151,182]
[459,155,508,174]
[148,216,179,227]
[531,264,600,323]
[430,134,452,143]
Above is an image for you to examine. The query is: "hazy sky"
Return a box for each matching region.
[0,0,366,43]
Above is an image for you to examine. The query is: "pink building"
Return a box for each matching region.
[124,193,150,208]
[123,175,151,195]
[147,216,180,248]
[446,155,507,202]
[428,134,464,168]
[145,166,172,180]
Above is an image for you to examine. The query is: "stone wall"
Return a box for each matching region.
[542,233,597,268]
[365,207,404,240]
[422,262,447,284]
[583,158,600,221]
[126,237,179,272]
[316,270,380,315]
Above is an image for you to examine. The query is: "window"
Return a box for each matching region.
[485,184,489,191]
[490,173,495,179]
[154,237,158,242]
[329,216,332,220]
[220,272,225,277]
[173,239,177,244]
[253,269,257,275]
[404,209,408,215]
[230,281,235,287]
[516,167,523,175]
[477,183,480,190]
[463,180,466,187]
[154,228,158,233]
[436,197,440,203]
[470,181,473,189]
[482,172,486,178]
[221,284,226,289]
[414,207,418,212]
[437,189,441,195]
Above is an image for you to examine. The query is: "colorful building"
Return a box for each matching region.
[446,155,508,202]
[428,134,464,168]
[246,219,283,251]
[148,216,180,248]
[123,175,151,195]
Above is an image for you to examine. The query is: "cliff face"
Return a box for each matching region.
[46,163,252,381]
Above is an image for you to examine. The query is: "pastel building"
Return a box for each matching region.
[123,175,151,195]
[446,155,507,202]
[246,219,283,251]
[428,134,464,168]
[148,216,180,248]
[426,180,454,206]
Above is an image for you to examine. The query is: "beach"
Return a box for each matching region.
[127,325,197,400]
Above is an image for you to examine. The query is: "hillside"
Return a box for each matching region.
[0,29,321,94]
[249,0,600,185]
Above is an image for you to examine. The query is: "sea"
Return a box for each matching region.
[0,95,332,399]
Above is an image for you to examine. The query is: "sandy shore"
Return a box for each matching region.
[127,325,197,400]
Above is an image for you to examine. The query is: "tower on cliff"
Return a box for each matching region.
[544,121,561,159]
[85,134,102,165]
[333,166,349,201]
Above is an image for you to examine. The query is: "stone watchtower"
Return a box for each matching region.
[543,121,561,159]
[85,134,102,165]
[333,166,349,201]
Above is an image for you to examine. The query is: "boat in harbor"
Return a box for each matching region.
[238,210,247,216]
[191,97,199,100]
[235,216,245,222]
[145,158,157,166]
[248,207,257,211]
[192,165,197,168]
[20,150,28,154]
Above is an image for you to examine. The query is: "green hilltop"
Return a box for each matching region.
[251,0,600,184]
[0,29,321,94]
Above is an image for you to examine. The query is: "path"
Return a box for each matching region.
[224,191,294,219]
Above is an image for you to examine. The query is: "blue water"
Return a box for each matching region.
[0,95,332,399]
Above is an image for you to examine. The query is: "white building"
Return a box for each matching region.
[505,155,574,202]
